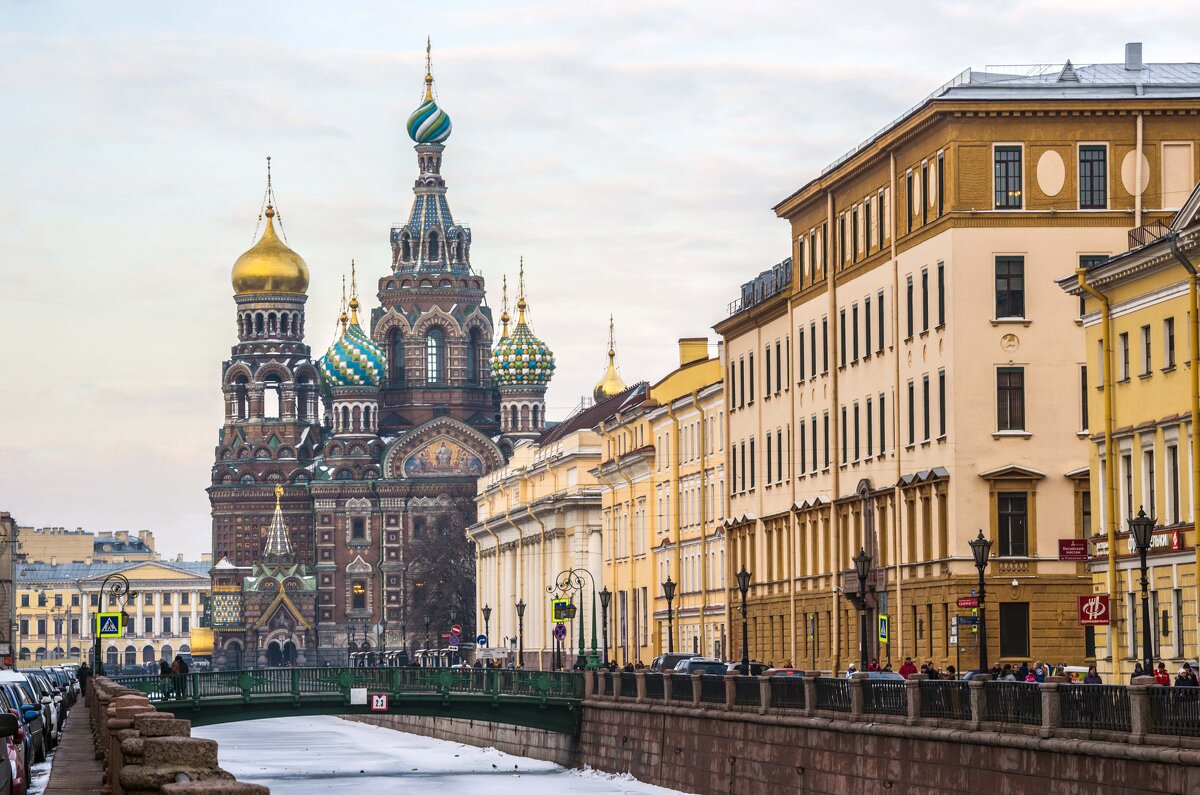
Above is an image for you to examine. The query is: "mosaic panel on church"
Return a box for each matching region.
[211,592,244,628]
[402,436,483,477]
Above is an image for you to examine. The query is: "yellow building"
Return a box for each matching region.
[716,45,1200,674]
[16,559,210,670]
[595,339,725,665]
[17,526,158,565]
[1060,181,1200,677]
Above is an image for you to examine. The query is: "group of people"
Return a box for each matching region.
[157,655,190,698]
[1129,661,1200,686]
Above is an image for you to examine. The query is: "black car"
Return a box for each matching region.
[649,653,700,672]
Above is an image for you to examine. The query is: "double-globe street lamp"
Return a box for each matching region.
[598,587,611,665]
[482,604,492,643]
[662,576,677,654]
[547,568,601,669]
[969,530,994,673]
[1129,508,1158,676]
[514,599,526,668]
[735,565,752,674]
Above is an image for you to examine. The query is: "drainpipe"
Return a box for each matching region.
[527,505,550,669]
[827,188,842,676]
[1169,233,1200,662]
[667,399,682,635]
[692,391,710,654]
[890,150,904,667]
[1076,268,1119,678]
[1134,113,1144,229]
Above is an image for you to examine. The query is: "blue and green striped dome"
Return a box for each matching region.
[318,314,385,388]
[407,99,452,144]
[491,316,555,387]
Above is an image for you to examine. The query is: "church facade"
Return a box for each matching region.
[207,50,555,667]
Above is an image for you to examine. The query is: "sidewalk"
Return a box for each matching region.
[44,709,103,795]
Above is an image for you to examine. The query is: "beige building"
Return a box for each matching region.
[17,526,158,565]
[0,513,16,665]
[717,44,1200,673]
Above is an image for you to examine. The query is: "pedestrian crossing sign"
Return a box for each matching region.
[96,612,123,638]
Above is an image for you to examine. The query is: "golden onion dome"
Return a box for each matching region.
[593,315,627,402]
[231,207,310,295]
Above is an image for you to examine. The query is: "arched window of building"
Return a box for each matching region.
[281,313,290,336]
[467,328,484,383]
[267,313,277,336]
[351,581,367,610]
[428,231,440,261]
[234,376,249,420]
[426,328,445,384]
[351,405,362,432]
[296,376,310,422]
[255,313,264,335]
[106,646,118,668]
[142,645,155,663]
[532,404,540,429]
[388,328,405,385]
[124,645,137,667]
[457,240,466,263]
[340,406,350,432]
[263,375,282,419]
[161,645,173,662]
[509,405,518,430]
[520,404,530,431]
[362,406,372,431]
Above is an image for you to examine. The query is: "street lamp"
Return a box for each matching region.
[969,530,993,673]
[852,547,872,673]
[95,573,137,676]
[564,600,579,667]
[735,565,752,674]
[482,604,492,642]
[598,587,612,665]
[662,576,677,654]
[1130,507,1157,676]
[423,613,431,653]
[547,569,601,669]
[514,599,526,668]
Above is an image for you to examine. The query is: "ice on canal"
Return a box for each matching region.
[194,715,694,794]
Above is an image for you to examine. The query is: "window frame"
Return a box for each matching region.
[993,144,1024,209]
[1078,143,1109,210]
[994,256,1026,320]
[996,366,1026,432]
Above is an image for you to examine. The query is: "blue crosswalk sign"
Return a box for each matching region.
[96,613,123,638]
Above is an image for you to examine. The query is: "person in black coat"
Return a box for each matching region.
[77,662,92,695]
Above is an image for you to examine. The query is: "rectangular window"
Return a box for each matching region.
[351,517,365,540]
[1079,145,1108,209]
[907,380,915,446]
[864,296,872,356]
[749,353,755,402]
[995,256,1025,319]
[877,291,885,352]
[1165,317,1176,368]
[766,434,773,484]
[144,617,153,635]
[853,402,860,461]
[181,592,189,605]
[776,341,783,392]
[906,275,914,338]
[1082,490,1093,537]
[162,616,172,635]
[864,199,872,254]
[922,374,931,441]
[938,369,947,438]
[822,318,829,373]
[866,397,874,456]
[811,416,818,472]
[999,602,1031,658]
[1080,365,1089,433]
[799,421,807,475]
[841,406,848,464]
[877,189,885,248]
[777,428,784,481]
[921,268,929,331]
[1122,452,1133,518]
[1145,448,1157,518]
[19,595,27,608]
[798,326,806,380]
[810,322,817,378]
[936,262,945,327]
[1141,325,1152,376]
[764,345,772,394]
[998,493,1029,557]
[852,304,860,360]
[839,309,847,366]
[1169,445,1180,523]
[879,394,886,453]
[823,412,830,469]
[738,358,745,407]
[997,367,1025,431]
[937,151,945,217]
[181,616,190,633]
[1119,333,1130,381]
[921,161,929,225]
[994,145,1023,209]
[839,213,846,264]
[749,438,755,489]
[163,592,171,606]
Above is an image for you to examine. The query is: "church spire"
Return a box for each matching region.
[262,484,295,561]
[500,274,511,339]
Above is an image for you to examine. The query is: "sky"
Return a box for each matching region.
[1,1,1198,559]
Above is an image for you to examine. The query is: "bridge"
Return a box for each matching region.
[110,666,585,734]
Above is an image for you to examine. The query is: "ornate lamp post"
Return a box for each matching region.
[735,565,752,674]
[95,573,137,675]
[514,599,526,668]
[423,613,431,653]
[564,600,579,666]
[851,547,872,673]
[1129,508,1157,676]
[547,569,600,669]
[969,530,993,673]
[482,604,492,642]
[598,587,612,665]
[662,576,677,654]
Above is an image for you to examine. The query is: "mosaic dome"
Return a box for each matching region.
[407,98,452,144]
[490,300,555,387]
[318,303,386,388]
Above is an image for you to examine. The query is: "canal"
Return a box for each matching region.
[195,715,692,794]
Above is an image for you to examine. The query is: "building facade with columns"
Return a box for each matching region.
[717,45,1200,674]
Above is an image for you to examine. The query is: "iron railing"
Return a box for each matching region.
[814,677,851,712]
[620,672,638,698]
[1060,684,1131,732]
[1128,221,1171,250]
[733,676,761,707]
[670,673,694,703]
[984,681,1042,726]
[864,680,907,716]
[1149,687,1200,736]
[643,673,664,700]
[769,677,806,709]
[919,680,971,721]
[699,675,727,705]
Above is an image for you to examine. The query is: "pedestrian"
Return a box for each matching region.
[846,663,858,677]
[1176,663,1199,687]
[77,661,92,696]
[1000,664,1016,681]
[899,657,917,679]
[868,658,879,672]
[159,657,172,698]
[623,661,634,672]
[1084,665,1103,684]
[945,665,957,680]
[1016,661,1029,681]
[989,663,1002,679]
[634,660,645,670]
[926,664,940,681]
[1033,662,1047,683]
[1155,662,1171,685]
[172,655,189,699]
[1130,662,1145,683]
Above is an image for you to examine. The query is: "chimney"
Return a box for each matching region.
[678,338,709,367]
[1125,42,1143,71]
[116,530,129,543]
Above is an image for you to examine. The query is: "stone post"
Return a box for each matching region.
[906,673,927,725]
[849,672,868,717]
[635,671,646,703]
[1039,681,1062,738]
[1129,675,1156,742]
[758,674,771,715]
[802,676,818,717]
[663,672,674,702]
[724,672,737,710]
[162,783,269,795]
[968,674,990,729]
[611,671,622,702]
[583,669,594,699]
[691,671,703,708]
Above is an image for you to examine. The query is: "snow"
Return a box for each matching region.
[194,715,695,795]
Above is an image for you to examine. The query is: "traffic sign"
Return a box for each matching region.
[957,615,979,626]
[956,597,979,608]
[449,634,460,645]
[369,693,389,712]
[450,624,463,636]
[553,622,567,640]
[476,634,488,646]
[877,614,889,644]
[96,613,123,638]
[551,598,570,622]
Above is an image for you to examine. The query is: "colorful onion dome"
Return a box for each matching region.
[407,42,452,144]
[491,272,554,387]
[318,298,386,388]
[231,206,310,295]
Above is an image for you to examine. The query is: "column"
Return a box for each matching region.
[154,591,161,646]
[172,591,180,645]
[190,592,198,636]
[136,594,144,639]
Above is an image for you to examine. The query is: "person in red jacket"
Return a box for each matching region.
[1155,662,1172,685]
[898,657,918,679]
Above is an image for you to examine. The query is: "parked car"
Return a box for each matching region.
[847,670,905,680]
[0,678,45,768]
[0,712,23,795]
[19,672,60,742]
[766,667,805,678]
[673,657,729,676]
[726,661,769,676]
[649,653,699,672]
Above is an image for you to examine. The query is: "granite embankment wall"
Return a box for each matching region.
[341,713,579,767]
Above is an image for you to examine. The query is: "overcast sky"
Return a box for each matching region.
[2,2,1197,559]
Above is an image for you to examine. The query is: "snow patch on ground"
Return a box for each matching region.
[195,716,695,794]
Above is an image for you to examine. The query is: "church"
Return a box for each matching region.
[206,47,555,668]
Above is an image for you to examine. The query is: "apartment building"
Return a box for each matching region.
[717,43,1200,673]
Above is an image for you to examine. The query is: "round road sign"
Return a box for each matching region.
[553,623,567,640]
[450,624,463,636]
[449,633,460,645]
[476,634,487,645]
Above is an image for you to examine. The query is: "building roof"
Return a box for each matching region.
[16,560,211,584]
[537,382,649,446]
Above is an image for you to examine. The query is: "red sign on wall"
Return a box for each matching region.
[1059,539,1089,561]
[1078,594,1110,626]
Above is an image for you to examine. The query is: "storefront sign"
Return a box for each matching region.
[1093,529,1183,557]
[1078,594,1110,626]
[1058,539,1088,561]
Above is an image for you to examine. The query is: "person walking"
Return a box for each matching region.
[898,657,917,679]
[1083,665,1103,684]
[171,655,190,699]
[77,661,92,696]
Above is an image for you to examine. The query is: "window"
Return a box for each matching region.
[852,304,860,360]
[777,428,784,481]
[351,517,365,540]
[906,171,914,233]
[1141,325,1152,376]
[879,394,886,453]
[839,309,847,366]
[1079,145,1107,209]
[1168,445,1180,524]
[906,275,914,338]
[1122,452,1134,519]
[821,318,829,373]
[181,617,190,633]
[798,326,806,380]
[37,619,46,636]
[19,595,27,608]
[907,380,915,446]
[352,581,367,610]
[921,161,930,225]
[1144,449,1157,518]
[764,345,772,394]
[937,152,945,217]
[749,353,755,402]
[388,328,405,384]
[1165,318,1176,369]
[864,200,872,254]
[810,322,817,378]
[866,397,874,456]
[938,369,947,438]
[37,592,45,607]
[749,438,756,488]
[766,434,773,483]
[263,374,282,419]
[54,594,62,607]
[936,262,945,327]
[144,617,153,635]
[775,341,782,392]
[823,412,830,469]
[877,291,885,352]
[994,145,1023,209]
[811,416,818,472]
[997,493,1028,557]
[852,206,859,262]
[181,592,189,605]
[1118,333,1130,381]
[162,617,172,635]
[922,374,930,441]
[71,594,79,606]
[864,297,872,356]
[997,367,1025,431]
[162,592,171,606]
[995,256,1025,319]
[921,269,929,332]
[1082,490,1093,537]
[739,358,745,407]
[425,328,445,384]
[1080,366,1089,433]
[999,602,1030,658]
[799,421,807,475]
[840,406,848,464]
[877,189,885,248]
[853,402,860,461]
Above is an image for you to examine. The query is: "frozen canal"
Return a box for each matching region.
[194,715,694,794]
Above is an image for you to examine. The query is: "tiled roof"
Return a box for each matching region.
[537,382,649,446]
[16,561,211,583]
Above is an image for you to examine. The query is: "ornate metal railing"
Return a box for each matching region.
[814,677,851,712]
[769,677,806,709]
[619,672,638,698]
[733,676,761,707]
[1060,684,1131,732]
[984,681,1042,726]
[919,680,971,721]
[1149,687,1200,736]
[864,680,907,716]
[670,673,694,703]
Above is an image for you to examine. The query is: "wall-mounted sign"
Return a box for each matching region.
[1058,539,1088,561]
[1078,594,1110,626]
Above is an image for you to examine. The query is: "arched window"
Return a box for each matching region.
[142,645,155,663]
[267,313,277,336]
[363,406,372,431]
[234,376,249,420]
[351,405,362,432]
[351,581,367,610]
[296,376,310,422]
[106,646,118,668]
[467,328,483,382]
[520,404,530,431]
[340,406,350,432]
[281,313,290,335]
[532,404,540,429]
[255,313,264,335]
[428,231,440,261]
[401,233,411,262]
[161,645,173,662]
[457,240,466,262]
[263,375,282,419]
[509,405,518,430]
[389,328,405,385]
[426,328,445,384]
[124,645,137,667]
